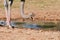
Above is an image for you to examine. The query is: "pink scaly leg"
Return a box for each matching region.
[4,0,12,28]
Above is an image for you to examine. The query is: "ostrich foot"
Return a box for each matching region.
[6,22,14,29]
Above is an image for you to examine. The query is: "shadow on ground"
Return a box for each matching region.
[0,20,60,31]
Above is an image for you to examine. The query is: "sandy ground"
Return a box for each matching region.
[0,27,60,40]
[0,0,60,40]
[0,9,60,40]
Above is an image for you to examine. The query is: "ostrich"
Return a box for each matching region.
[20,0,34,21]
[4,0,13,28]
[4,0,34,28]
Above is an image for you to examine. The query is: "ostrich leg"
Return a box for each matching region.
[4,0,13,28]
[8,1,11,28]
[20,0,33,19]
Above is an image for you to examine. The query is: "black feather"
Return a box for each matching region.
[21,0,25,2]
[9,0,13,6]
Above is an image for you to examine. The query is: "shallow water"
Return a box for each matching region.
[0,21,41,29]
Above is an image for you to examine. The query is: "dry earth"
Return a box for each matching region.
[0,27,60,40]
[0,0,60,40]
[0,0,60,22]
